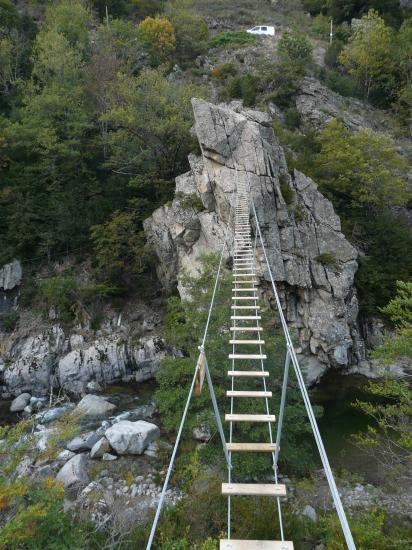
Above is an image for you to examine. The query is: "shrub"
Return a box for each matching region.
[138,16,176,65]
[315,252,341,271]
[178,193,204,211]
[284,107,301,129]
[167,6,208,62]
[208,31,256,49]
[226,74,258,106]
[279,174,295,205]
[1,310,18,332]
[211,62,237,79]
[278,30,313,63]
[321,68,361,98]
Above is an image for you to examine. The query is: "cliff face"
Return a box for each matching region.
[144,98,365,382]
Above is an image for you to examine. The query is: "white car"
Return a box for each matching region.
[247,25,275,36]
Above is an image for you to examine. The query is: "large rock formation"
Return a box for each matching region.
[0,300,174,397]
[144,98,364,382]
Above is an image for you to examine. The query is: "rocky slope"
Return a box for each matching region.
[0,264,174,398]
[145,98,365,383]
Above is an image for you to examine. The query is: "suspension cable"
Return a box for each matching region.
[245,169,356,550]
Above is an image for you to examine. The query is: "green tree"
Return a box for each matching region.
[138,15,176,65]
[374,280,412,362]
[43,0,92,50]
[339,9,396,102]
[91,209,152,286]
[167,1,208,63]
[102,67,199,180]
[313,118,408,209]
[355,212,412,314]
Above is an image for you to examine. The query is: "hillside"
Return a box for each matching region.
[0,1,411,548]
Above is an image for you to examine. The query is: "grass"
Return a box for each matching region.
[208,31,257,49]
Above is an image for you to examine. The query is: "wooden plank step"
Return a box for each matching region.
[231,297,258,300]
[231,305,260,310]
[230,326,263,331]
[228,353,267,359]
[230,315,261,320]
[225,413,275,422]
[226,390,271,397]
[233,273,256,277]
[226,442,277,452]
[228,370,269,377]
[232,288,257,292]
[221,483,286,497]
[229,339,264,344]
[220,540,293,550]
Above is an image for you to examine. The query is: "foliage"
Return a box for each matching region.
[279,174,295,204]
[278,30,313,63]
[208,31,256,49]
[167,1,209,63]
[355,212,412,314]
[210,62,237,79]
[43,0,92,50]
[138,16,176,65]
[339,10,396,103]
[352,378,412,484]
[0,477,91,549]
[315,252,341,271]
[36,271,113,324]
[156,254,321,477]
[178,192,204,210]
[317,506,412,549]
[373,281,412,362]
[101,67,199,180]
[312,118,409,209]
[91,210,153,285]
[226,74,258,106]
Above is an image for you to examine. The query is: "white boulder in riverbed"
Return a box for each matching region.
[10,393,31,412]
[56,453,89,488]
[74,394,116,419]
[105,420,160,455]
[90,437,111,459]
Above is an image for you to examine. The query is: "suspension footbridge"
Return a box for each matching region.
[146,170,356,550]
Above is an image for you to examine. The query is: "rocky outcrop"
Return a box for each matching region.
[295,77,395,133]
[0,302,175,397]
[144,98,364,382]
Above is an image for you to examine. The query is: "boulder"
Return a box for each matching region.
[74,395,116,419]
[302,504,317,522]
[105,420,160,455]
[66,431,100,452]
[102,453,117,461]
[192,425,212,442]
[41,405,74,424]
[0,260,22,290]
[10,393,31,412]
[56,450,75,463]
[56,453,89,488]
[111,401,158,423]
[90,437,111,459]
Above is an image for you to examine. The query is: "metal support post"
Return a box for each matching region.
[274,347,291,469]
